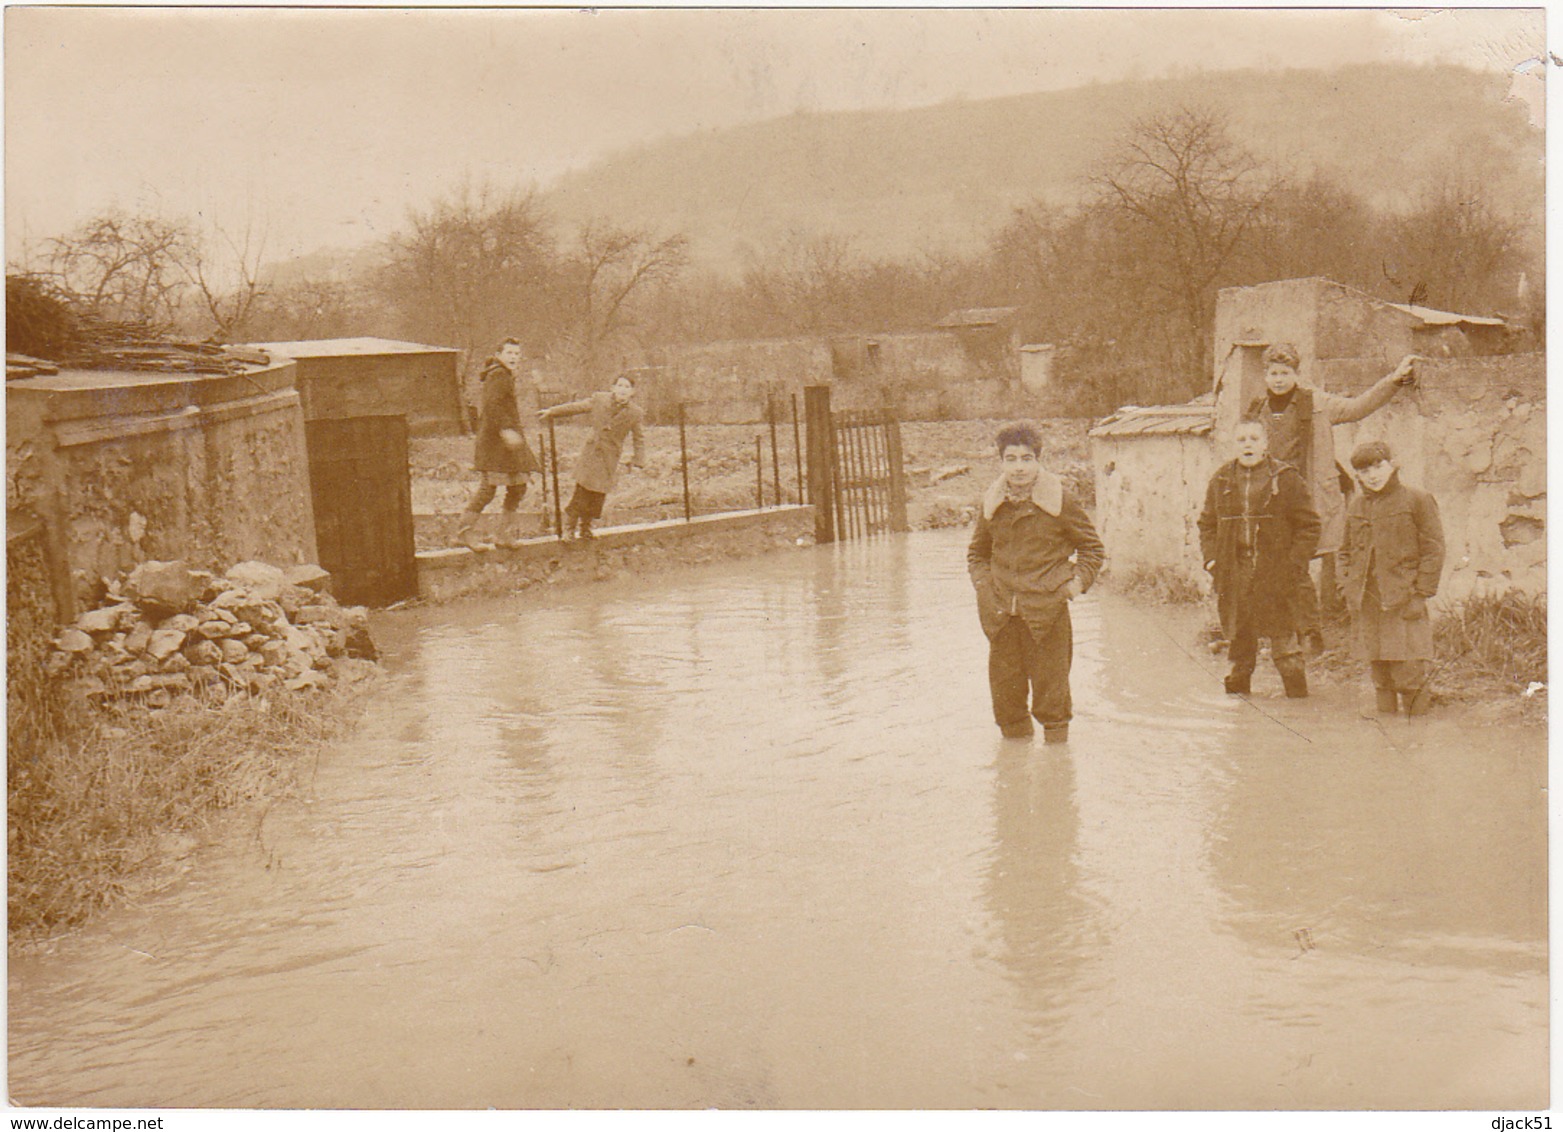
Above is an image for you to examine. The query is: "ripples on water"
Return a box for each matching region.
[9,531,1547,1109]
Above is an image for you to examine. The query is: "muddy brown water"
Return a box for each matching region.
[8,531,1547,1109]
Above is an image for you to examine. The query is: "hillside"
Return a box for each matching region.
[541,64,1543,268]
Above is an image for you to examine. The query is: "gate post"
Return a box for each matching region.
[803,385,836,543]
[884,410,909,532]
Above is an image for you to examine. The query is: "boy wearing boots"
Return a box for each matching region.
[1338,440,1446,716]
[1198,415,1321,698]
[539,373,645,540]
[455,337,540,550]
[967,423,1105,744]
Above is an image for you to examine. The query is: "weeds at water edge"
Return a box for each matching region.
[8,676,380,942]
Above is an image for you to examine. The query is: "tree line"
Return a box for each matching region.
[9,106,1540,414]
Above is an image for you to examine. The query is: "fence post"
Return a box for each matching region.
[803,385,835,543]
[755,436,764,509]
[547,418,564,539]
[885,409,909,532]
[791,393,805,504]
[678,401,692,522]
[768,399,782,507]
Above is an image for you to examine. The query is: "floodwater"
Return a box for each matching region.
[8,531,1548,1110]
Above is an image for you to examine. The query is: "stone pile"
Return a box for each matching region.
[47,559,379,710]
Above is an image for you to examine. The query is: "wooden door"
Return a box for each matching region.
[304,415,417,606]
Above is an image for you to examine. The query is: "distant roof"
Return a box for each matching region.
[244,337,458,358]
[1089,401,1214,439]
[1386,302,1507,328]
[935,307,1018,330]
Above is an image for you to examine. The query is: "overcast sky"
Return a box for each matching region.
[4,6,1547,265]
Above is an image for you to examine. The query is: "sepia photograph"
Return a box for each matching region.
[4,4,1548,1123]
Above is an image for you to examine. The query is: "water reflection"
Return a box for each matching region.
[984,743,1100,1037]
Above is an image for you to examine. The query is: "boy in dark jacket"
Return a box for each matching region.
[1338,440,1446,715]
[1198,415,1321,698]
[456,337,541,550]
[539,373,646,540]
[968,423,1105,743]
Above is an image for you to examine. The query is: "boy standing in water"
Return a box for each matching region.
[1338,440,1446,716]
[540,373,646,540]
[1198,415,1321,698]
[968,423,1105,743]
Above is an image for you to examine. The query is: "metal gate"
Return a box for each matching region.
[803,387,908,542]
[304,415,417,606]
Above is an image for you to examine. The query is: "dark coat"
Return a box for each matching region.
[967,471,1105,639]
[1244,372,1402,553]
[550,392,645,494]
[472,357,540,476]
[1197,457,1321,639]
[1339,472,1444,612]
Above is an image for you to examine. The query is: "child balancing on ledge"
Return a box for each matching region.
[539,373,645,540]
[967,422,1104,744]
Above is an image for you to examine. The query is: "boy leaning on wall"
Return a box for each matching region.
[967,422,1105,744]
[1338,440,1446,716]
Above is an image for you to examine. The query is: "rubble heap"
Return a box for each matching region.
[47,559,379,710]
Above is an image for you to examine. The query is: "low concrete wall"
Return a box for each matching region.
[6,361,317,611]
[416,505,815,603]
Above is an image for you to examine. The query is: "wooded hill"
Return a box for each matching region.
[542,64,1543,268]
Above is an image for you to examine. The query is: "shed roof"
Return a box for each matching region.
[1089,401,1214,439]
[244,337,458,358]
[1386,302,1507,328]
[934,307,1018,329]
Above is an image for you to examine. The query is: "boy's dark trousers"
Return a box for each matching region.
[1226,564,1308,697]
[988,604,1072,734]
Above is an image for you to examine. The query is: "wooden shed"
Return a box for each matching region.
[244,337,464,437]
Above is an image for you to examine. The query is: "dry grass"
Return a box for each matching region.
[1432,591,1547,695]
[8,677,379,941]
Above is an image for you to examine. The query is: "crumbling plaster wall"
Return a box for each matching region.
[1333,354,1545,601]
[6,364,318,612]
[1091,433,1216,589]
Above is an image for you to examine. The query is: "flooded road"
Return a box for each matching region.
[9,531,1547,1109]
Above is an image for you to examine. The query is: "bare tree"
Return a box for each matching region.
[1091,106,1281,384]
[44,210,196,332]
[180,216,270,341]
[377,184,558,378]
[561,220,689,377]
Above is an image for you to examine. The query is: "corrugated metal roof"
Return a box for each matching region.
[244,337,459,358]
[1089,402,1214,439]
[1386,302,1507,328]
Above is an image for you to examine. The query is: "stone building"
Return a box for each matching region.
[7,356,317,621]
[1092,277,1544,600]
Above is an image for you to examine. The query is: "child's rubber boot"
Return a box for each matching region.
[1042,722,1069,745]
[999,719,1034,740]
[1223,669,1252,695]
[578,517,595,540]
[496,512,525,549]
[1375,688,1401,713]
[1276,658,1309,699]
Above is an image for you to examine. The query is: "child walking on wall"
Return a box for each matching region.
[967,422,1105,744]
[1338,440,1446,716]
[455,337,541,550]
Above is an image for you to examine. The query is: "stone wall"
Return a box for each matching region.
[1332,354,1545,601]
[6,362,319,613]
[416,506,815,604]
[294,352,464,436]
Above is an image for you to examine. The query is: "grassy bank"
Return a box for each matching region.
[411,417,1094,537]
[9,676,378,942]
